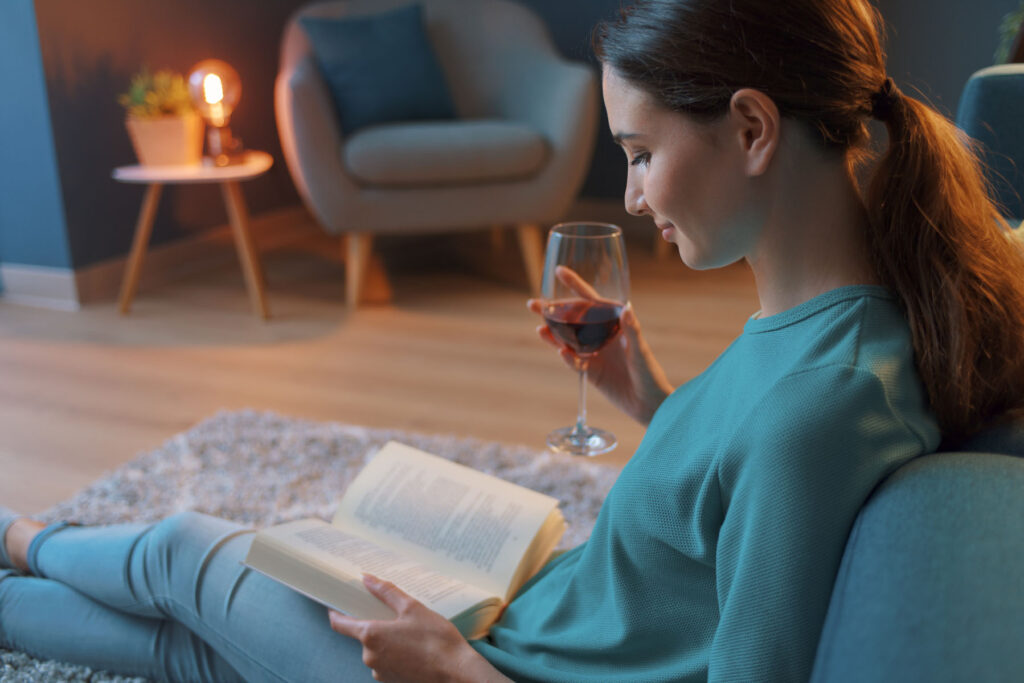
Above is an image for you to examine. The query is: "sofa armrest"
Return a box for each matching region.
[811,452,1024,683]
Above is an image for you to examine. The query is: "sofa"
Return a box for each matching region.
[810,423,1024,682]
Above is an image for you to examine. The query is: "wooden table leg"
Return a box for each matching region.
[118,182,164,314]
[221,180,270,319]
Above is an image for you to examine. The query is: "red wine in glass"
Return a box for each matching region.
[543,299,623,357]
[540,222,630,457]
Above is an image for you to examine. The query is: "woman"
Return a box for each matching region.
[3,0,1024,680]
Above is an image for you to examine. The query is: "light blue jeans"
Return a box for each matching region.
[0,511,376,682]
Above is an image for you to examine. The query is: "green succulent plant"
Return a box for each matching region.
[996,2,1024,63]
[118,68,195,119]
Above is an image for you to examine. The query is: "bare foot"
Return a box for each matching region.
[3,518,45,572]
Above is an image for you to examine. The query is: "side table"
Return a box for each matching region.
[112,150,274,319]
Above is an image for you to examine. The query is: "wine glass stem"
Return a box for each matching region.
[572,365,589,438]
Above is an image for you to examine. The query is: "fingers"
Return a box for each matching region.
[536,325,560,348]
[620,304,641,337]
[363,574,414,612]
[525,267,606,310]
[328,610,365,639]
[555,266,602,300]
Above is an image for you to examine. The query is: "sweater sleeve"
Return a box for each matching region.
[709,364,926,682]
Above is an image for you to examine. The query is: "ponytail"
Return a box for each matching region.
[866,88,1024,442]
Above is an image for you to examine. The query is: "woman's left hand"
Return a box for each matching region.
[328,574,511,683]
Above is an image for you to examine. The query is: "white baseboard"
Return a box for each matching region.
[0,264,81,311]
[0,205,315,310]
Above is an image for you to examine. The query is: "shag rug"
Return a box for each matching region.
[0,410,620,682]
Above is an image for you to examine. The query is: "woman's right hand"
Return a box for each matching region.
[528,266,674,426]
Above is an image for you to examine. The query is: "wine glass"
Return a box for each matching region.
[541,222,630,456]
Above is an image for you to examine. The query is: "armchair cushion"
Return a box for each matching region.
[344,120,549,187]
[299,3,456,135]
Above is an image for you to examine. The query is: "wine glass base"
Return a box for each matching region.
[547,426,617,457]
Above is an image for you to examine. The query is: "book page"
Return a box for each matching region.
[333,442,561,597]
[250,518,494,620]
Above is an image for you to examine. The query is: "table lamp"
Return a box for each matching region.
[187,59,243,166]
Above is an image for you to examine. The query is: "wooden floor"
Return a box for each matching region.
[0,224,758,514]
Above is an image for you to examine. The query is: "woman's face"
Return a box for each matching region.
[602,68,762,270]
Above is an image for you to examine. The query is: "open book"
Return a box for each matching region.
[243,441,566,639]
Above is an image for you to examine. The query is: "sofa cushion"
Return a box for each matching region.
[299,4,456,135]
[811,452,1024,683]
[343,120,549,187]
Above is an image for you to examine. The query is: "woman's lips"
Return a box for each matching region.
[659,224,675,241]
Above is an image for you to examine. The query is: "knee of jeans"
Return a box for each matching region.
[143,512,220,579]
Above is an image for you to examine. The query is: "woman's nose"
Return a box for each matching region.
[625,184,648,217]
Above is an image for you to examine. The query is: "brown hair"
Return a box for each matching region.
[594,0,1024,443]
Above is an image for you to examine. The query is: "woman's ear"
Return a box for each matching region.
[728,88,780,177]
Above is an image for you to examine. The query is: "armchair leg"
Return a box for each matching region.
[344,233,393,307]
[516,223,545,297]
[345,232,373,308]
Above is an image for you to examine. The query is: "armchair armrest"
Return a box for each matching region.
[494,53,598,217]
[275,55,358,233]
[497,55,598,154]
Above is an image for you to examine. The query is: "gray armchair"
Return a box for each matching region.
[275,0,599,306]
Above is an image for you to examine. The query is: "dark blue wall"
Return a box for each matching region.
[31,0,306,270]
[0,0,73,271]
[880,0,1019,116]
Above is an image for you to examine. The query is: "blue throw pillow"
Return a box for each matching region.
[300,4,456,134]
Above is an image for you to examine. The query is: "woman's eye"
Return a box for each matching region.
[630,152,650,167]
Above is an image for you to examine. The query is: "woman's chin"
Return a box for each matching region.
[677,247,736,271]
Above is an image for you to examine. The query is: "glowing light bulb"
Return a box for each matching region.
[187,59,244,165]
[203,74,225,126]
[203,73,224,104]
[187,59,241,126]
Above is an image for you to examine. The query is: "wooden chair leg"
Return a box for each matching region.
[343,233,393,306]
[345,232,373,308]
[516,223,545,297]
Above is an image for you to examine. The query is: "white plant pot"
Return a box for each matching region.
[125,112,204,166]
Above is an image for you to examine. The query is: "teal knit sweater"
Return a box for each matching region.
[472,286,940,682]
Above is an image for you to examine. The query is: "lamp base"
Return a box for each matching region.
[205,125,245,166]
[202,152,249,167]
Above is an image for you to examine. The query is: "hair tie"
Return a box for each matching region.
[870,77,901,121]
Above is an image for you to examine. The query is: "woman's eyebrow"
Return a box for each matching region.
[612,132,642,146]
